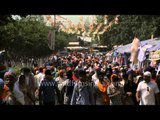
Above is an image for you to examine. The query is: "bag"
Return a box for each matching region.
[76,91,85,105]
[75,86,85,105]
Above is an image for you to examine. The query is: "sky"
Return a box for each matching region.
[12,15,94,24]
[12,15,95,27]
[60,15,93,24]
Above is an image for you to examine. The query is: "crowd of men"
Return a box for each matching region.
[0,51,160,105]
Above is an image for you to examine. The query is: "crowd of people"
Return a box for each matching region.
[0,51,160,105]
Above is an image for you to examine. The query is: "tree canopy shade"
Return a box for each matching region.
[0,15,73,59]
[1,15,160,59]
[95,15,160,50]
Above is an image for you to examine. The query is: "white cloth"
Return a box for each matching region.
[36,72,45,87]
[138,46,146,62]
[156,63,160,75]
[58,79,69,91]
[143,71,152,78]
[120,79,125,86]
[92,73,99,85]
[13,81,25,105]
[88,67,93,73]
[136,81,159,105]
[55,77,67,91]
[53,55,57,61]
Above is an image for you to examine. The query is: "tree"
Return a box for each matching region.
[0,15,52,59]
[55,31,69,51]
[0,15,14,26]
[95,15,160,50]
[0,15,75,61]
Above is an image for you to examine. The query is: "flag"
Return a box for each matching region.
[130,37,140,64]
[48,32,52,49]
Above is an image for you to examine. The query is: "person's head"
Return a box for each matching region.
[66,69,72,80]
[0,78,4,96]
[97,72,104,83]
[143,71,152,83]
[73,69,79,78]
[34,63,38,67]
[0,78,4,88]
[127,69,135,81]
[4,72,16,91]
[111,74,119,86]
[0,64,6,79]
[79,70,86,82]
[19,75,25,86]
[58,70,64,77]
[112,67,119,75]
[21,67,31,75]
[57,66,61,71]
[104,76,110,85]
[122,73,128,81]
[45,70,52,76]
[128,74,134,82]
[78,64,82,68]
[39,67,43,73]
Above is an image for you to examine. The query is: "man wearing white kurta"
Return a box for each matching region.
[136,71,159,105]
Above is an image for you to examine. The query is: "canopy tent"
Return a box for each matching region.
[116,43,131,53]
[116,38,159,53]
[147,41,160,52]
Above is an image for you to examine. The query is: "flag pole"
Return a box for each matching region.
[52,15,56,51]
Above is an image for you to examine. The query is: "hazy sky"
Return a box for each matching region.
[12,15,94,25]
[61,15,93,24]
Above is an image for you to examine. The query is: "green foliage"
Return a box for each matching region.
[13,66,21,76]
[55,31,69,51]
[3,15,160,57]
[0,15,14,26]
[0,15,72,59]
[95,15,160,50]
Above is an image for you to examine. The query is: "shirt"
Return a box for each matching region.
[39,79,59,104]
[107,83,124,105]
[137,81,159,105]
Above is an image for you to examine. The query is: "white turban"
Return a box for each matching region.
[143,71,152,78]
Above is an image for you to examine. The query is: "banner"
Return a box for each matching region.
[130,37,140,64]
[48,31,55,50]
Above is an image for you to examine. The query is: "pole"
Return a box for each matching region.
[52,15,56,50]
